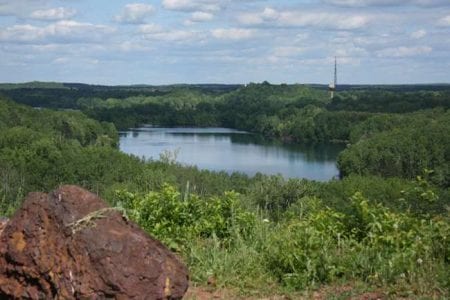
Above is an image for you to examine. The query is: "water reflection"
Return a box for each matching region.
[119,127,344,181]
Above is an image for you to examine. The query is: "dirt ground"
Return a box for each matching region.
[184,285,388,300]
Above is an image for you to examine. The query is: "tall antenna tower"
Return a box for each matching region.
[328,56,337,99]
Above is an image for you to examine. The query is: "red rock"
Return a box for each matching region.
[0,217,7,236]
[0,185,189,299]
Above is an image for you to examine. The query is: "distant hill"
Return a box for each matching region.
[1,81,449,112]
[309,83,450,92]
[2,81,449,93]
[0,82,244,109]
[0,81,67,90]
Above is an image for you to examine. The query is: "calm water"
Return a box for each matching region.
[119,127,344,181]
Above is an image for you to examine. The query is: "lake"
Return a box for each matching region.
[119,127,345,181]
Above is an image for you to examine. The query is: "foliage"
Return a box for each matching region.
[264,193,449,292]
[328,89,450,113]
[0,98,125,210]
[0,85,449,297]
[338,111,450,187]
[111,182,449,297]
[245,175,318,220]
[114,184,256,251]
[0,81,66,90]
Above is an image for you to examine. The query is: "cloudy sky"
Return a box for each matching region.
[0,0,449,85]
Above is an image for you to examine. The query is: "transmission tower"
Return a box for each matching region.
[328,56,337,99]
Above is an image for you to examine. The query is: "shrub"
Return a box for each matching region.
[264,193,449,291]
[114,184,256,251]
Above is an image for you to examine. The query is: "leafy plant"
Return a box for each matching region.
[115,184,255,250]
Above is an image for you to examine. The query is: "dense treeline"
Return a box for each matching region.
[0,85,449,297]
[2,82,450,186]
[3,82,450,135]
[0,96,448,219]
[0,87,170,109]
[80,83,450,186]
[0,99,121,210]
[0,97,260,211]
[81,83,375,145]
[0,82,240,109]
[0,99,117,146]
[339,110,450,186]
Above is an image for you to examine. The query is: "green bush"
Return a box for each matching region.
[114,184,256,251]
[264,192,449,291]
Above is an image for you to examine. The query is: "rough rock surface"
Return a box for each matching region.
[0,217,7,236]
[0,185,189,299]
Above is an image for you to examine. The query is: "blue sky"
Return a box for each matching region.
[0,0,449,85]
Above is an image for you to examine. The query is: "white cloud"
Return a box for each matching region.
[323,0,449,7]
[282,12,369,30]
[139,24,164,34]
[160,30,200,41]
[1,0,449,84]
[0,0,48,16]
[139,24,201,42]
[295,33,310,42]
[272,46,306,57]
[211,28,255,40]
[52,57,70,64]
[238,7,278,25]
[114,3,155,24]
[153,30,200,42]
[411,29,426,39]
[191,11,214,22]
[162,0,223,12]
[184,11,214,25]
[0,24,43,43]
[31,44,66,53]
[376,46,432,57]
[437,15,450,26]
[30,7,77,21]
[335,45,367,58]
[238,8,370,30]
[52,56,99,65]
[117,41,154,52]
[0,21,115,44]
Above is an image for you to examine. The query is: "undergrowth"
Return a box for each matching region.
[113,178,450,298]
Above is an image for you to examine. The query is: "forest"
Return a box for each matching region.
[0,82,449,298]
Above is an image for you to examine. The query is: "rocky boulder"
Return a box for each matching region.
[0,185,189,299]
[0,217,7,236]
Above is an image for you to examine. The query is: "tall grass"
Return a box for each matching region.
[114,184,449,297]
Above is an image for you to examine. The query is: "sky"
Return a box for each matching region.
[0,0,449,85]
